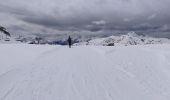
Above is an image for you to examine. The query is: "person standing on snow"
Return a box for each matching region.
[68,36,72,48]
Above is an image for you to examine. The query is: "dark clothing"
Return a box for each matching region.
[68,36,72,48]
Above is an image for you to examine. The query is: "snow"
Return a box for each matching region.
[75,32,170,46]
[1,44,170,100]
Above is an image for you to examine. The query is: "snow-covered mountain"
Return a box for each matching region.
[0,32,18,43]
[0,33,100,45]
[75,32,170,46]
[1,32,170,46]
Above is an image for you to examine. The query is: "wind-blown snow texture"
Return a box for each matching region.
[1,44,170,100]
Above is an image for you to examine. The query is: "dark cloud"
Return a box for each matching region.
[0,0,170,37]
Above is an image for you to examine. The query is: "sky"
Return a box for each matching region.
[0,0,170,37]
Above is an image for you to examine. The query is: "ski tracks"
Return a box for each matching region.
[1,45,170,100]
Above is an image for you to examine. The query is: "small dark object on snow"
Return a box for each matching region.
[68,36,72,48]
[107,43,115,46]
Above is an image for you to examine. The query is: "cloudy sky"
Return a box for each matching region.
[0,0,170,37]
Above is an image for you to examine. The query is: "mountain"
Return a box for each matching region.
[0,32,18,43]
[75,32,170,46]
[1,32,170,46]
[0,33,100,45]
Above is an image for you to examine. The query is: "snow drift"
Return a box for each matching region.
[0,44,170,100]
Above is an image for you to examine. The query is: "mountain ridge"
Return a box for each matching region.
[75,32,170,46]
[1,32,170,46]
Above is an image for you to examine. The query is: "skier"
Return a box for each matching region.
[68,36,72,48]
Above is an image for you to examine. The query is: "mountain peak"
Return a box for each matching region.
[75,32,170,46]
[127,32,139,37]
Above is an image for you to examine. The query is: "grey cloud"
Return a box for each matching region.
[0,0,170,37]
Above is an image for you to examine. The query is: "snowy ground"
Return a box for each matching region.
[1,44,170,100]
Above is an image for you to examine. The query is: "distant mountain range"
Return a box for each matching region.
[1,32,170,46]
[75,32,170,46]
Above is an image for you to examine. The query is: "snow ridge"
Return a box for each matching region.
[75,32,170,46]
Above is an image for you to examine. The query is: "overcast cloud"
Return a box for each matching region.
[0,0,170,37]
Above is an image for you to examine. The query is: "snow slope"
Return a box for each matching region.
[1,44,170,100]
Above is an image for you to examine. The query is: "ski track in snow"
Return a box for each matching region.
[0,44,170,100]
